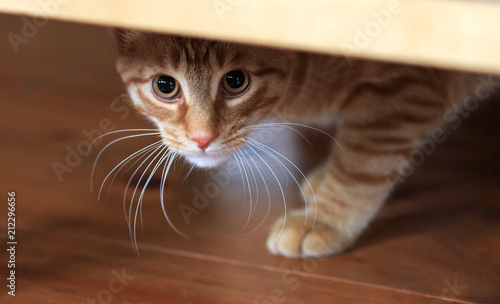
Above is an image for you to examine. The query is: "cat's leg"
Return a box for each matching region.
[267,89,450,257]
[301,164,326,202]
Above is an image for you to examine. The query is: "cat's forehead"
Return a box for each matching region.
[117,31,289,74]
[140,34,247,70]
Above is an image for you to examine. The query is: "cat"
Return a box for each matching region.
[112,29,485,258]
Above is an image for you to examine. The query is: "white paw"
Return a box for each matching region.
[266,210,352,258]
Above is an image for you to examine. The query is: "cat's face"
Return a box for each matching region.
[114,30,292,168]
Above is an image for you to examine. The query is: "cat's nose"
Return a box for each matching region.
[190,134,215,151]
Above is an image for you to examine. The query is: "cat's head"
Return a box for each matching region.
[114,30,293,168]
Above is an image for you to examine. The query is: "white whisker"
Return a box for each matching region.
[106,142,164,201]
[248,140,306,207]
[246,125,313,147]
[240,149,259,216]
[246,145,287,246]
[248,138,317,228]
[239,132,290,186]
[241,148,272,236]
[248,122,344,152]
[160,152,188,238]
[90,128,159,147]
[183,163,196,184]
[133,148,171,255]
[123,145,163,232]
[90,131,161,193]
[235,151,253,229]
[128,145,165,255]
[232,152,247,206]
[129,145,166,248]
[98,140,163,201]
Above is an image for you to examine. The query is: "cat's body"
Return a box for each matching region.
[114,30,484,258]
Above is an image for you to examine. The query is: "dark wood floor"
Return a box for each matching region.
[1,14,499,304]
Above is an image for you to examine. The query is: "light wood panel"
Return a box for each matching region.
[1,0,500,74]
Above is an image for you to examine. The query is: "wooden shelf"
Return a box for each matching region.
[1,0,500,74]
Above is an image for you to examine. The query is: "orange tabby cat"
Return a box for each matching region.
[113,29,482,258]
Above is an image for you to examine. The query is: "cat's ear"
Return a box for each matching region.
[108,28,143,52]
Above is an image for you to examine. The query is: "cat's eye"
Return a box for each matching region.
[222,70,250,96]
[153,75,180,101]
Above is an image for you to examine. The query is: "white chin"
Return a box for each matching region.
[185,153,230,168]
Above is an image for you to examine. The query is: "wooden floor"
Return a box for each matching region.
[1,14,500,304]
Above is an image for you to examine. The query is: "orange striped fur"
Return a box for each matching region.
[114,30,482,258]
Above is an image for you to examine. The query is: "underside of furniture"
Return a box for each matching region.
[1,0,500,74]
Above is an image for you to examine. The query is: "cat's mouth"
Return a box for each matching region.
[184,150,231,168]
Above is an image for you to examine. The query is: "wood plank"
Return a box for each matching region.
[2,230,453,304]
[1,0,500,74]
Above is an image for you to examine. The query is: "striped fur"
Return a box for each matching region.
[114,30,480,258]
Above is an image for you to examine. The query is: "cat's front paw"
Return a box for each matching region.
[266,210,352,258]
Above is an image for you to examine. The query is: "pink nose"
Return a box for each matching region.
[190,135,214,151]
